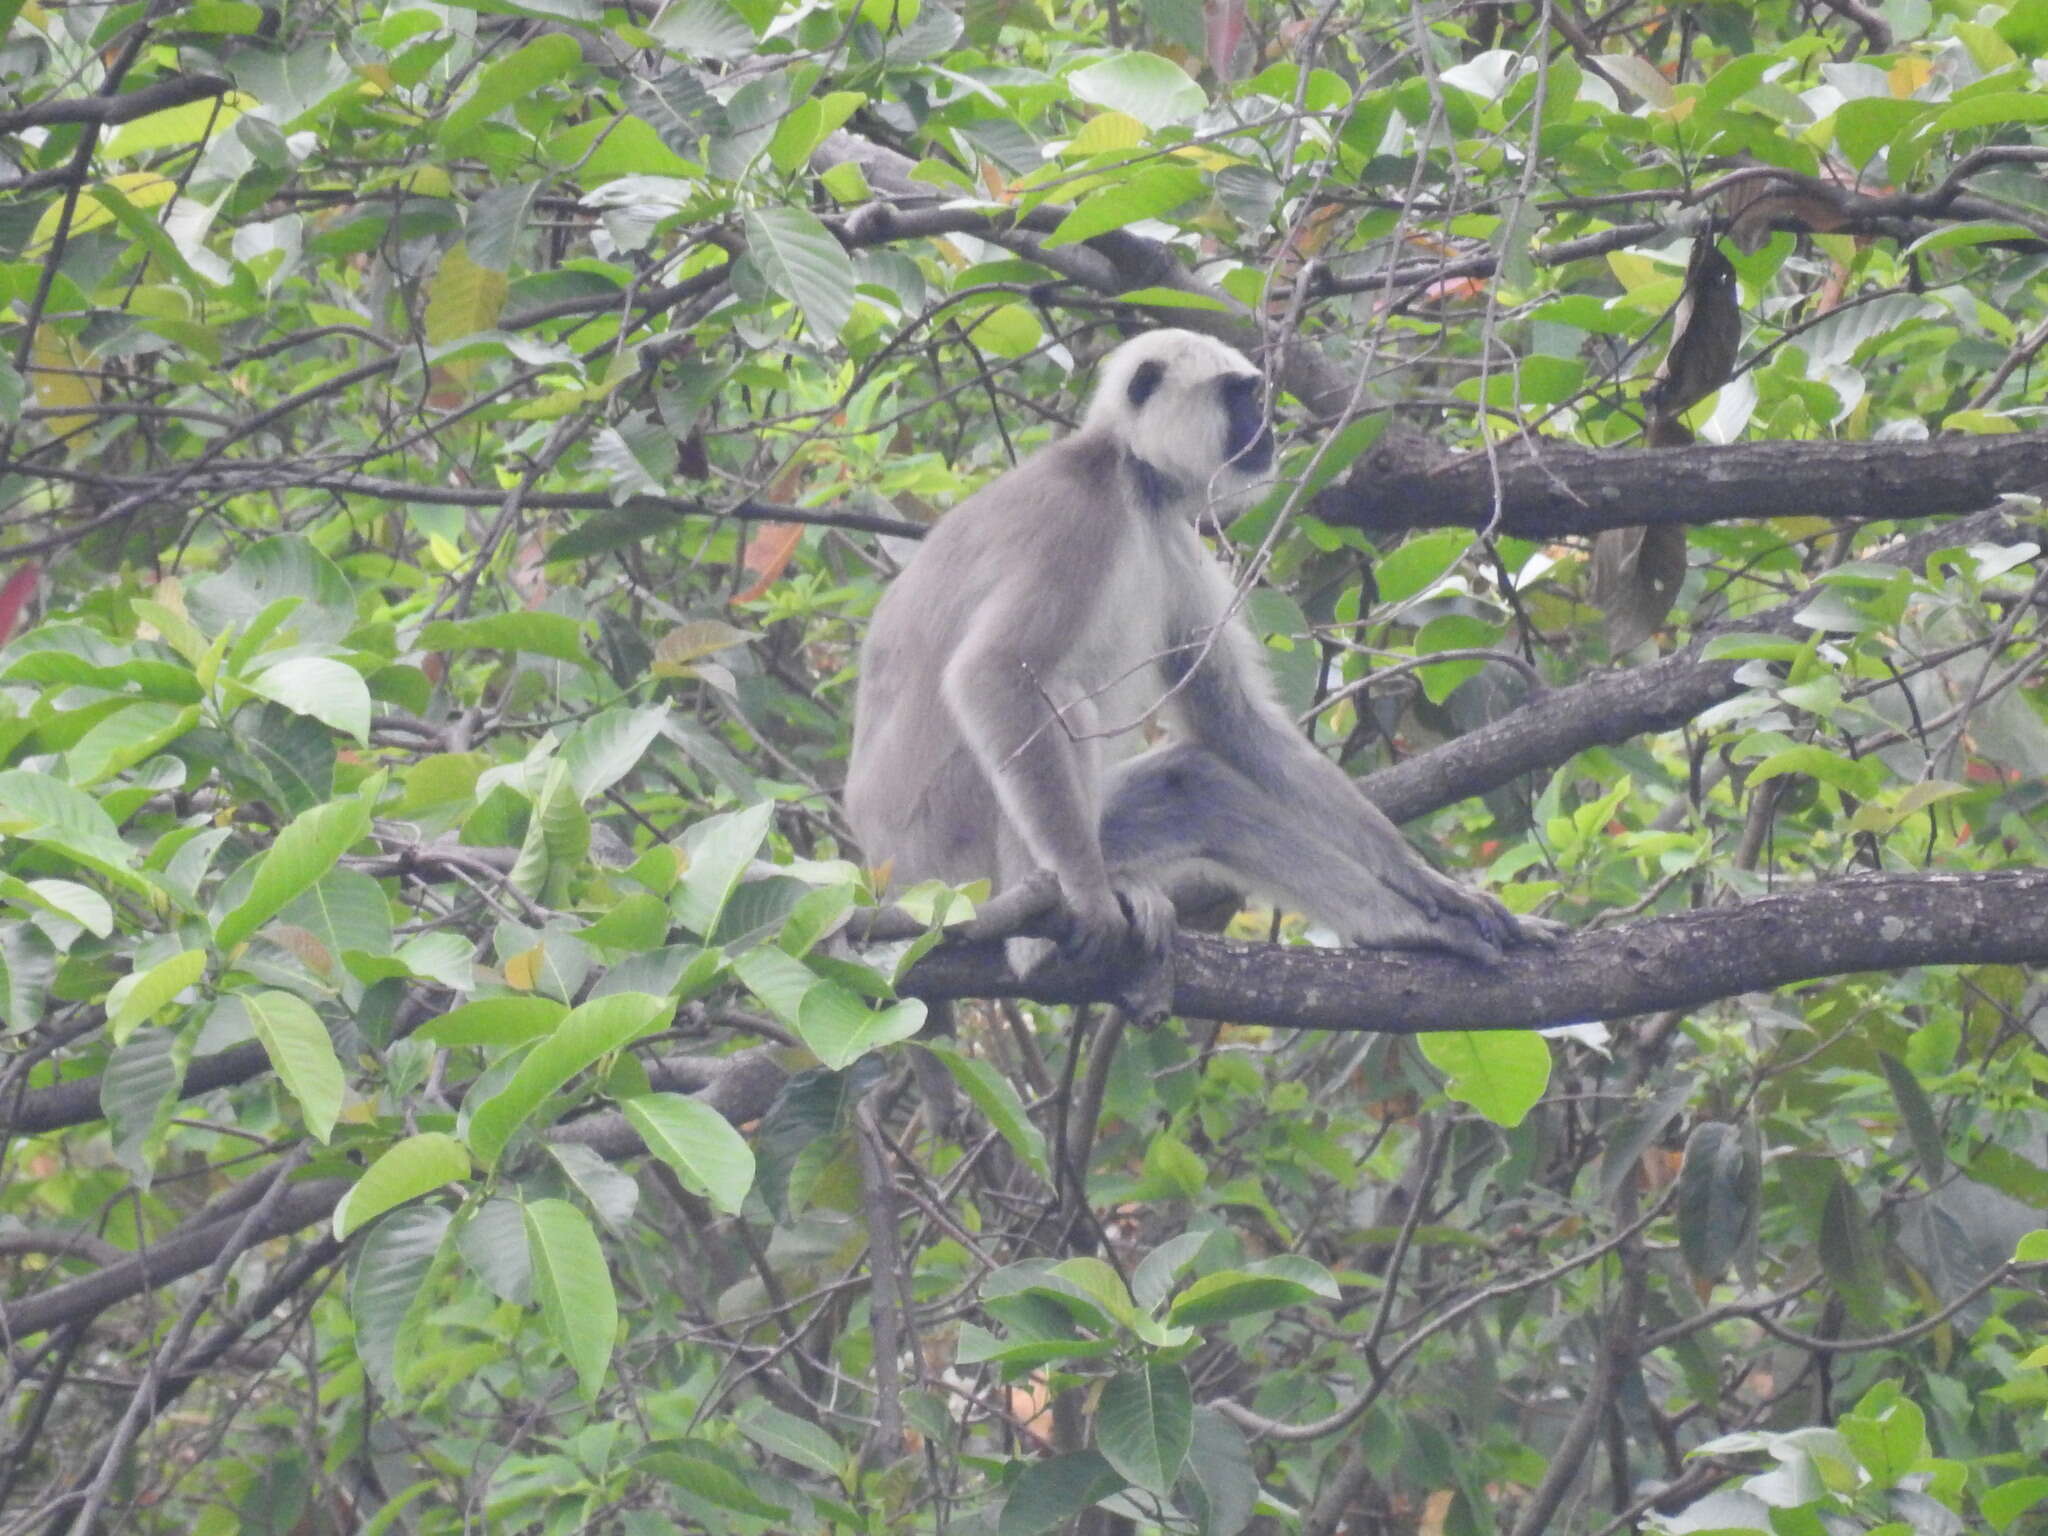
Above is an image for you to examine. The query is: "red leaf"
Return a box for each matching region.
[734,522,803,604]
[0,562,40,643]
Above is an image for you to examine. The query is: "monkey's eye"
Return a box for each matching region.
[1126,359,1166,409]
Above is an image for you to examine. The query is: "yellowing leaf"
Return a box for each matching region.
[653,619,755,675]
[425,244,509,347]
[1889,55,1933,96]
[29,328,95,440]
[1064,111,1146,155]
[103,92,256,157]
[505,947,544,990]
[1604,248,1658,293]
[29,171,175,252]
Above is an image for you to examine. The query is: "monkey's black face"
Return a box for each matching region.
[1219,374,1273,474]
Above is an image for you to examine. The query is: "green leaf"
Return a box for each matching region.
[562,706,668,799]
[5,877,111,936]
[1096,1362,1193,1495]
[466,992,667,1167]
[1983,1474,2048,1533]
[102,1026,186,1187]
[67,700,199,786]
[215,787,375,950]
[0,922,58,1032]
[105,948,205,1044]
[417,612,594,666]
[0,768,153,895]
[621,1092,756,1214]
[281,868,394,963]
[1675,1120,1755,1284]
[1179,1407,1258,1536]
[674,801,774,938]
[416,995,568,1047]
[742,207,856,339]
[766,90,865,174]
[796,984,925,1070]
[1418,1031,1550,1127]
[1818,1169,1886,1327]
[1741,743,1883,797]
[243,657,372,744]
[423,244,509,343]
[457,1197,533,1304]
[523,1197,617,1399]
[439,33,583,149]
[1374,530,1473,604]
[998,1451,1123,1536]
[1928,91,2048,135]
[350,1206,450,1399]
[927,1043,1049,1180]
[334,1133,471,1240]
[187,535,355,647]
[1877,1051,1946,1184]
[733,1402,844,1479]
[1840,1391,1925,1488]
[1067,51,1205,127]
[1166,1255,1339,1327]
[636,1447,790,1518]
[1044,164,1205,246]
[245,989,345,1142]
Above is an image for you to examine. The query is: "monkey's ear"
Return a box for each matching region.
[1126,359,1165,409]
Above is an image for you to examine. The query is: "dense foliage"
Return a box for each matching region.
[2,0,2046,1533]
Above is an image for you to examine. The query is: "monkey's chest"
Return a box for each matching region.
[1040,543,1186,755]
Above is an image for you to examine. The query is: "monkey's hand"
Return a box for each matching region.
[1059,877,1177,968]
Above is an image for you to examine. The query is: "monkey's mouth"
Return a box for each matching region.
[1228,428,1275,476]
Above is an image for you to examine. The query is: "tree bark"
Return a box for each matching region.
[899,869,2048,1032]
[1314,432,2048,538]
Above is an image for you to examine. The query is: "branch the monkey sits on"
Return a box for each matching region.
[846,329,1559,972]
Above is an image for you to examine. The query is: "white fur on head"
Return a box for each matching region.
[1082,329,1271,511]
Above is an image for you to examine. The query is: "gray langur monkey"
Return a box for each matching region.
[845,328,1558,969]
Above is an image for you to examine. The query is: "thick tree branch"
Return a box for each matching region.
[0,74,230,135]
[0,1178,351,1343]
[898,870,2048,1030]
[1315,432,2048,538]
[1363,506,2034,819]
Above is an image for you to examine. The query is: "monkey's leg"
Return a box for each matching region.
[1099,744,1505,962]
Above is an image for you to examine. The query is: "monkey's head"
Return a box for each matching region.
[1083,329,1274,515]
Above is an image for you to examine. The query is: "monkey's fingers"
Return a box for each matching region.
[1505,911,1568,947]
[1114,882,1178,959]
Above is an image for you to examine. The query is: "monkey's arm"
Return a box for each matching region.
[940,608,1172,962]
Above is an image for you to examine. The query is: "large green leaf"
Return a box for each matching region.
[439,33,583,149]
[1044,164,1204,247]
[243,656,372,744]
[0,768,154,895]
[1675,1120,1756,1285]
[998,1451,1123,1536]
[742,207,855,339]
[214,786,376,950]
[674,801,774,938]
[621,1092,755,1214]
[187,535,355,646]
[245,989,345,1142]
[465,992,667,1166]
[335,1133,472,1240]
[523,1197,617,1399]
[1066,51,1205,126]
[1418,1030,1550,1128]
[101,1025,187,1187]
[350,1206,451,1399]
[105,947,205,1044]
